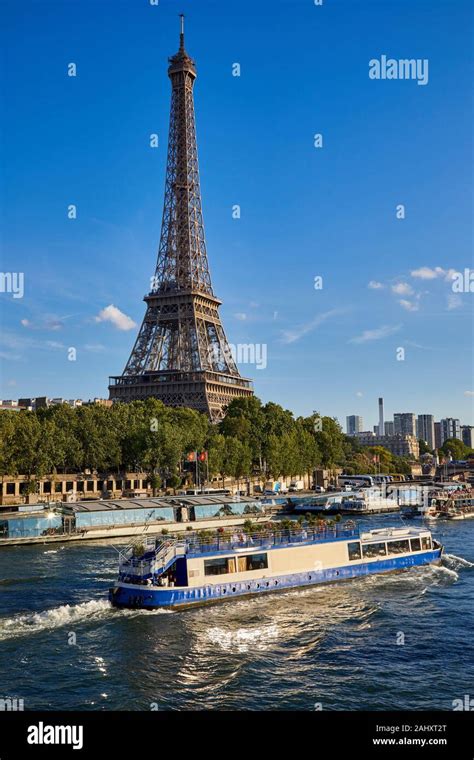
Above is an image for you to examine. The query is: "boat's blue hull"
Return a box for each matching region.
[109,548,442,610]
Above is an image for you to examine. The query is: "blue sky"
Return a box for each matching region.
[1,0,473,428]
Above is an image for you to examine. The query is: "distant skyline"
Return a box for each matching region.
[1,0,473,425]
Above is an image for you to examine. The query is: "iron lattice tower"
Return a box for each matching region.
[109,17,253,420]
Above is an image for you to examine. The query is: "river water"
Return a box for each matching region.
[0,515,473,711]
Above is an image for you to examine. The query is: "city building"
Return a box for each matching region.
[384,421,394,436]
[355,432,420,459]
[378,397,384,436]
[4,397,109,411]
[461,425,474,449]
[440,418,462,444]
[434,422,442,449]
[346,415,364,436]
[417,414,435,450]
[394,413,417,437]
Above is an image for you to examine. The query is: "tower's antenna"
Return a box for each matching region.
[179,13,185,49]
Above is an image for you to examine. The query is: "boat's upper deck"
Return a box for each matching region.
[184,524,359,558]
[120,524,360,570]
[117,523,437,581]
[118,524,436,579]
[359,526,431,542]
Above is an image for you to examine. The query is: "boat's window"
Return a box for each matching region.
[362,542,387,558]
[421,536,432,550]
[243,553,268,571]
[348,542,361,560]
[387,539,410,555]
[204,558,229,576]
[410,538,421,552]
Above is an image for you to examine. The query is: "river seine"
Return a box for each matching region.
[0,515,472,711]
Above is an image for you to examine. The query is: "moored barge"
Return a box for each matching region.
[109,523,442,610]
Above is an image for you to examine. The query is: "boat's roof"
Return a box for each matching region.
[360,526,430,541]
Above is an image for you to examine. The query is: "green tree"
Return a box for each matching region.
[313,416,346,468]
[440,438,469,460]
[418,439,432,456]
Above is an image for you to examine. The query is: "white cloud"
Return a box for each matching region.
[84,343,106,353]
[349,324,401,344]
[356,391,363,397]
[464,391,474,397]
[94,304,137,331]
[20,315,66,331]
[399,299,419,312]
[447,294,462,311]
[410,266,459,282]
[368,280,384,290]
[410,266,445,280]
[0,350,22,361]
[234,312,247,321]
[392,282,414,296]
[280,309,344,344]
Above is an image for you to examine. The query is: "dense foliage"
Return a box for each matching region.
[439,437,473,461]
[0,396,419,487]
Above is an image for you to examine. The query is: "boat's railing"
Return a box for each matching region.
[118,526,359,575]
[183,526,358,556]
[119,538,184,576]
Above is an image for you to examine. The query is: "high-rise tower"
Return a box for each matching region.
[109,17,253,420]
[378,397,384,436]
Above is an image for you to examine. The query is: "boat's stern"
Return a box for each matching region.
[432,537,444,564]
[109,582,173,609]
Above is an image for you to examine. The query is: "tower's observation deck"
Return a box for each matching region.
[109,17,253,420]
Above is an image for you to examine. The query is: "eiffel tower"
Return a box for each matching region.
[109,16,253,421]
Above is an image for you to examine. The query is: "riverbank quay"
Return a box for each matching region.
[0,494,294,548]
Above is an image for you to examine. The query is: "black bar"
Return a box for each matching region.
[0,711,473,758]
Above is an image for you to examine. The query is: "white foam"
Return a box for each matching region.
[207,623,279,653]
[0,598,171,641]
[443,552,474,570]
[432,564,459,582]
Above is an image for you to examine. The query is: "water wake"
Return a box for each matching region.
[432,563,459,583]
[0,598,171,641]
[207,623,279,653]
[443,552,474,570]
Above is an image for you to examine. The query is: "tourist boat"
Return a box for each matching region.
[109,524,443,610]
[292,488,399,516]
[401,503,438,520]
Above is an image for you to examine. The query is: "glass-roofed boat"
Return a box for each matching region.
[109,523,443,610]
